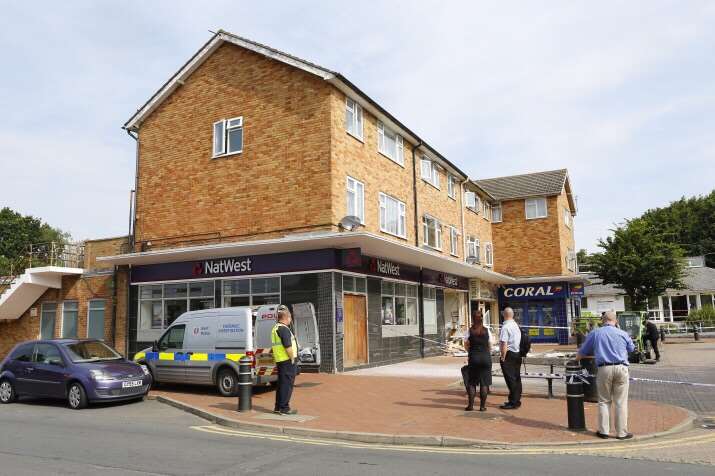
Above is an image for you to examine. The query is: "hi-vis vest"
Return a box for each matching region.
[271,323,297,363]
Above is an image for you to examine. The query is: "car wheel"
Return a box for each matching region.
[217,368,238,397]
[67,382,88,410]
[0,379,16,404]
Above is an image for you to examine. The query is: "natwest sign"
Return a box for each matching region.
[500,283,567,300]
[370,258,400,277]
[195,258,252,276]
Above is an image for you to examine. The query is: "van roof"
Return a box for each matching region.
[173,306,254,322]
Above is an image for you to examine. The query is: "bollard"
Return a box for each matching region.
[694,326,700,342]
[660,327,666,343]
[565,360,586,431]
[580,358,598,403]
[237,356,253,412]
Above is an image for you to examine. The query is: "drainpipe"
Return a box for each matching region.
[126,129,139,251]
[459,179,469,259]
[411,140,424,357]
[110,265,118,347]
[411,140,423,247]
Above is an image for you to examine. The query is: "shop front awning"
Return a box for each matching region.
[97,231,515,284]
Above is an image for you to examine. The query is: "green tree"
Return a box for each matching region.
[576,248,592,271]
[590,219,685,310]
[0,207,70,275]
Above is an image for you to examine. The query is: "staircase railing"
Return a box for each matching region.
[0,242,85,297]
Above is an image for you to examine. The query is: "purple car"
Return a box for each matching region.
[0,339,151,410]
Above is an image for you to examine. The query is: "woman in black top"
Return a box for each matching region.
[463,310,492,411]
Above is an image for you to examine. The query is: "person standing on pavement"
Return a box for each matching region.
[272,305,298,415]
[577,311,635,440]
[463,310,492,412]
[499,307,522,410]
[642,318,661,361]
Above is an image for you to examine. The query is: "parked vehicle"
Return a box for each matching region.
[0,339,151,409]
[133,304,320,396]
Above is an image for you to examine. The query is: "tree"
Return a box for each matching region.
[576,248,592,271]
[590,219,685,310]
[0,207,70,275]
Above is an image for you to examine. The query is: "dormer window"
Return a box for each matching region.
[213,117,243,157]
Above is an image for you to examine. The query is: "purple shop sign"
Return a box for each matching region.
[421,268,469,290]
[339,250,421,282]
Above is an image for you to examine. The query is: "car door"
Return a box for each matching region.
[291,302,321,367]
[154,325,187,383]
[30,343,68,398]
[6,343,35,395]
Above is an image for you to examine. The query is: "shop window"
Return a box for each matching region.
[222,277,280,307]
[213,116,243,157]
[422,215,442,250]
[423,287,438,334]
[379,193,406,238]
[420,157,440,189]
[526,197,547,219]
[581,297,589,309]
[345,97,363,140]
[447,174,456,199]
[381,281,419,329]
[138,281,216,341]
[62,301,78,338]
[346,176,365,223]
[492,203,502,222]
[377,121,404,165]
[343,275,367,294]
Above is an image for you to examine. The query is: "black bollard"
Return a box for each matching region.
[694,326,700,342]
[565,360,586,431]
[237,356,253,412]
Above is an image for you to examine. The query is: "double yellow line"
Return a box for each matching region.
[190,425,715,456]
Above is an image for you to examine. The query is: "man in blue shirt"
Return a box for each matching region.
[577,311,635,440]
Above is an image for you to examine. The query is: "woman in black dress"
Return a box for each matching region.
[463,310,492,411]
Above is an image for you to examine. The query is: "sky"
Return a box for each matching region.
[1,1,714,251]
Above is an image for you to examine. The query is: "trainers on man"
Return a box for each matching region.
[616,433,634,440]
[279,409,298,415]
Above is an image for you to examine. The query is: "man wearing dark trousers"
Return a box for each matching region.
[643,318,661,361]
[271,305,298,415]
[499,307,522,409]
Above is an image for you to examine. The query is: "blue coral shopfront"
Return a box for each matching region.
[499,282,576,344]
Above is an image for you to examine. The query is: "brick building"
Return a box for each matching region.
[0,31,583,367]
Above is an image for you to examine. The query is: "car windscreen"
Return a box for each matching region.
[63,341,122,363]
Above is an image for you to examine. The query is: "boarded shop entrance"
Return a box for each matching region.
[343,294,367,367]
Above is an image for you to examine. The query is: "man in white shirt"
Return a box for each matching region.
[499,307,522,409]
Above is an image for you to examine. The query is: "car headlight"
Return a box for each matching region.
[140,365,150,376]
[89,369,114,381]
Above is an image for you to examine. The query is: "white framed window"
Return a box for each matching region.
[467,236,480,262]
[377,121,404,165]
[525,197,548,219]
[212,116,243,157]
[567,249,577,272]
[223,277,281,307]
[345,97,363,140]
[564,208,572,228]
[485,243,493,266]
[464,191,477,211]
[483,201,492,221]
[420,157,440,189]
[449,226,459,256]
[447,174,456,199]
[346,176,365,223]
[492,203,502,223]
[422,215,442,250]
[87,300,106,340]
[379,193,406,238]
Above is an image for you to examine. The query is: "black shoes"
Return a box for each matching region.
[499,402,521,410]
[274,408,298,415]
[617,433,634,440]
[465,405,474,411]
[479,406,487,412]
[596,432,609,439]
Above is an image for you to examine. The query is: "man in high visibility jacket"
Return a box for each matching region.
[272,305,298,415]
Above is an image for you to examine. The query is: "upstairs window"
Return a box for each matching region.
[420,157,440,189]
[492,203,502,222]
[449,226,459,256]
[447,174,457,199]
[379,193,406,238]
[467,236,480,262]
[525,197,547,219]
[564,208,572,228]
[345,98,363,140]
[465,191,480,212]
[483,201,492,221]
[346,176,365,224]
[485,243,493,266]
[213,117,243,157]
[422,215,442,250]
[567,249,577,272]
[377,121,404,165]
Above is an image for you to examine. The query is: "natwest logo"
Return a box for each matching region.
[369,258,400,277]
[193,257,252,276]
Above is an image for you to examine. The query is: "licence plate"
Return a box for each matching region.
[122,380,143,388]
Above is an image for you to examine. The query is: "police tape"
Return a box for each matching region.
[135,351,246,362]
[628,377,715,388]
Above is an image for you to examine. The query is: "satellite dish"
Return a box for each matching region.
[339,216,364,231]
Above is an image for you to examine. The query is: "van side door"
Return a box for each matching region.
[292,302,321,367]
[154,325,187,383]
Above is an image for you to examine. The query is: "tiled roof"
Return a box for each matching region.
[475,169,568,201]
[680,266,715,292]
[582,273,625,296]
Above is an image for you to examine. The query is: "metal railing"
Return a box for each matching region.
[0,242,85,297]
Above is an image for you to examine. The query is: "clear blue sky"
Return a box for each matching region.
[1,1,713,251]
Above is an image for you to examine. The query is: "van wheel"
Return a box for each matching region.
[0,379,16,404]
[68,382,88,410]
[217,368,238,397]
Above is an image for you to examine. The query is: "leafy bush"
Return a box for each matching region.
[687,306,715,325]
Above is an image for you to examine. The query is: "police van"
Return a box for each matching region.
[133,303,320,396]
